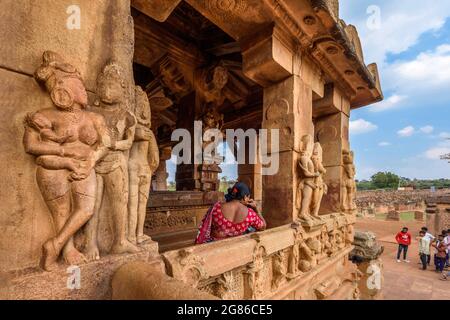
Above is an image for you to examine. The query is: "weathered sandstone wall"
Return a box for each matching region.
[0,0,118,272]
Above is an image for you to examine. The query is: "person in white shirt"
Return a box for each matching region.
[418,230,431,270]
[421,227,435,266]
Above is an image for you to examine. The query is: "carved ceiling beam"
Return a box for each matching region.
[131,0,181,22]
[158,110,177,127]
[205,42,242,57]
[185,0,273,42]
[222,109,263,131]
[133,12,205,68]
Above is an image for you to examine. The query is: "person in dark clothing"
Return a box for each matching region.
[433,234,447,273]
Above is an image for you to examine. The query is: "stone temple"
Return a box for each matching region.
[0,0,384,299]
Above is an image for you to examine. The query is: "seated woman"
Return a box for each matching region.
[195,182,266,244]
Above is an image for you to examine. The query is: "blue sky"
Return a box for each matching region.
[166,1,450,183]
[341,0,450,180]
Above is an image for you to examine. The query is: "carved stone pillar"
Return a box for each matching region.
[314,85,351,214]
[262,75,314,228]
[153,147,172,191]
[175,92,200,191]
[111,0,135,112]
[349,231,384,300]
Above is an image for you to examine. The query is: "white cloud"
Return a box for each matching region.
[369,94,408,112]
[439,132,450,139]
[342,1,450,66]
[341,1,450,109]
[397,126,415,137]
[420,125,434,134]
[349,119,378,134]
[387,44,450,90]
[378,141,391,147]
[425,147,450,160]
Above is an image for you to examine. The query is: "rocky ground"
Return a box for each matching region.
[355,217,450,300]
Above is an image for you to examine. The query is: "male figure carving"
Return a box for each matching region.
[127,86,159,244]
[84,62,140,260]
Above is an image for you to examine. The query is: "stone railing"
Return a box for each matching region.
[160,213,360,300]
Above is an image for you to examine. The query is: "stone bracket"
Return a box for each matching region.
[241,24,294,87]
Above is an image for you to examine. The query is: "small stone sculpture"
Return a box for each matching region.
[296,135,319,221]
[311,142,327,217]
[84,61,140,261]
[127,86,160,244]
[342,149,357,212]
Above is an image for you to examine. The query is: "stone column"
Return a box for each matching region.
[175,92,200,191]
[111,0,135,112]
[240,26,323,227]
[349,231,384,300]
[261,75,313,227]
[313,84,351,214]
[153,147,172,191]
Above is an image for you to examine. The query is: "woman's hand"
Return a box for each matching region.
[244,199,258,210]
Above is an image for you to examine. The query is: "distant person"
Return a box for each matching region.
[444,229,450,268]
[433,234,443,272]
[421,227,435,266]
[395,227,411,263]
[418,230,430,270]
[195,182,266,244]
[432,234,447,274]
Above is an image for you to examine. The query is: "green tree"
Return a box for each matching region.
[371,171,400,189]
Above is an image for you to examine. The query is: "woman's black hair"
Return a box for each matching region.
[225,182,251,202]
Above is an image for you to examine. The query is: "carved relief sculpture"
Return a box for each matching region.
[296,135,319,221]
[84,61,140,261]
[245,244,266,299]
[342,149,357,213]
[127,86,160,244]
[311,142,327,218]
[287,228,302,278]
[271,251,286,291]
[23,51,111,271]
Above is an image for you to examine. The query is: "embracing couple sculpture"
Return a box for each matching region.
[23,51,159,271]
[296,134,357,222]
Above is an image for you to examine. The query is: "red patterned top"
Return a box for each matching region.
[210,201,265,240]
